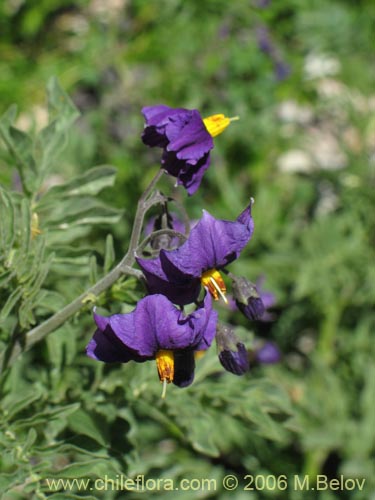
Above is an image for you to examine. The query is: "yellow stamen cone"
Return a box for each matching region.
[203,114,239,137]
[156,350,174,399]
[201,269,227,303]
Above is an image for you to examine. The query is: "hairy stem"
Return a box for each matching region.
[0,169,165,372]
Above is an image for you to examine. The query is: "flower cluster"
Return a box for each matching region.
[86,104,278,396]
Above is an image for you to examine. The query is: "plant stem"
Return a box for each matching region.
[0,169,165,373]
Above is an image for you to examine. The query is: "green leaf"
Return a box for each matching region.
[0,186,15,252]
[35,120,68,179]
[19,233,45,286]
[13,403,80,430]
[35,290,66,314]
[189,415,220,457]
[0,269,16,288]
[20,198,31,256]
[44,458,117,480]
[0,109,37,193]
[89,255,98,285]
[44,494,98,500]
[67,409,107,447]
[104,234,115,273]
[0,286,23,323]
[46,77,80,131]
[0,104,18,129]
[2,385,43,420]
[38,166,117,203]
[45,198,122,227]
[46,325,77,370]
[23,427,37,451]
[24,251,54,300]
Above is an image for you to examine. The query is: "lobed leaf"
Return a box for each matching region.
[38,165,117,204]
[46,76,80,131]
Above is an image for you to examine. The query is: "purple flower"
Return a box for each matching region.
[254,341,281,365]
[87,293,218,391]
[255,25,290,82]
[216,323,249,375]
[255,0,271,8]
[256,26,274,55]
[142,105,237,195]
[274,60,291,81]
[137,201,254,305]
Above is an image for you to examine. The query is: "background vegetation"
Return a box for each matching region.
[0,0,374,498]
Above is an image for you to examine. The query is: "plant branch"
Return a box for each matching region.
[0,169,165,373]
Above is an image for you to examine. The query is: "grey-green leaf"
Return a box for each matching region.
[46,76,80,130]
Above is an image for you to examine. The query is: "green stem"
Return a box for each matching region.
[316,303,342,365]
[0,169,165,373]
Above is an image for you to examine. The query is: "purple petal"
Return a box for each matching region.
[142,105,173,124]
[137,203,254,305]
[142,105,186,148]
[162,151,211,196]
[173,350,196,387]
[88,294,216,360]
[165,110,213,161]
[86,327,146,363]
[194,303,218,350]
[162,202,254,277]
[256,276,276,310]
[142,105,186,127]
[136,254,201,305]
[141,105,214,196]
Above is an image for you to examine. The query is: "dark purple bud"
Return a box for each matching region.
[231,276,265,320]
[145,211,186,251]
[216,323,249,375]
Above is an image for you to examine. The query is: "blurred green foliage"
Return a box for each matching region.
[0,0,374,499]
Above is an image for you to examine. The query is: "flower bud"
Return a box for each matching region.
[145,212,186,250]
[216,323,249,375]
[231,276,265,320]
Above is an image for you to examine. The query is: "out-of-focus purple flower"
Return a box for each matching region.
[137,201,254,305]
[142,105,237,195]
[231,276,265,321]
[87,292,218,391]
[255,0,271,8]
[216,323,249,375]
[256,275,277,321]
[254,341,281,364]
[256,26,274,55]
[274,60,291,81]
[255,25,291,82]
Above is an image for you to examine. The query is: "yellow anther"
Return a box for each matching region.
[203,114,239,137]
[201,269,227,303]
[156,350,174,398]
